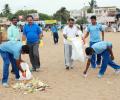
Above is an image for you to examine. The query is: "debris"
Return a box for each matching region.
[12,78,49,94]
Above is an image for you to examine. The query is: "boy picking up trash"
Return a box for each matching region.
[83,41,120,78]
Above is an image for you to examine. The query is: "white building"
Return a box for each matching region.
[70,6,89,20]
[93,6,117,23]
[70,10,82,20]
[93,6,117,17]
[70,6,118,23]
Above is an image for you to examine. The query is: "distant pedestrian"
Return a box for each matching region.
[51,24,59,44]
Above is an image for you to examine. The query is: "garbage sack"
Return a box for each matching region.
[19,62,32,80]
[71,37,85,62]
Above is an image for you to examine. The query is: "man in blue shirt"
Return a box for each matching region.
[23,15,42,71]
[0,41,29,87]
[83,41,120,78]
[51,24,59,44]
[83,16,104,68]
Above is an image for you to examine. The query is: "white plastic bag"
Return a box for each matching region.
[19,62,32,80]
[71,37,85,62]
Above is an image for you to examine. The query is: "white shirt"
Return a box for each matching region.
[63,25,79,45]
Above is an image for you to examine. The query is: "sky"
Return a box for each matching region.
[0,0,120,15]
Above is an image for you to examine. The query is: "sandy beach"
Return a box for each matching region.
[0,31,120,100]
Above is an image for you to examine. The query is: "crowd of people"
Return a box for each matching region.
[0,15,120,88]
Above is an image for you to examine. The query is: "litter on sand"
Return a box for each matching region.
[12,78,49,94]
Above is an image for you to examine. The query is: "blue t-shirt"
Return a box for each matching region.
[87,23,103,42]
[0,41,22,59]
[23,23,41,43]
[92,41,112,54]
[51,26,58,33]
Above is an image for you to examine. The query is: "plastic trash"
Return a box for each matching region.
[19,62,32,80]
[71,37,85,62]
[12,78,49,94]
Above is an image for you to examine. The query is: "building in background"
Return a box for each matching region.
[70,6,119,24]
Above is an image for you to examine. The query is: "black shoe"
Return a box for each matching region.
[11,70,15,74]
[66,66,69,70]
[32,68,36,72]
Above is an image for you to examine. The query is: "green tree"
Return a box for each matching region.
[2,4,11,17]
[14,9,37,19]
[76,17,88,24]
[39,13,53,20]
[88,0,97,13]
[0,12,4,17]
[53,7,70,24]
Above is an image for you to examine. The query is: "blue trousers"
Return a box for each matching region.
[0,50,20,83]
[90,42,101,68]
[99,50,120,75]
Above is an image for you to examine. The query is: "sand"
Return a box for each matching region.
[0,31,120,100]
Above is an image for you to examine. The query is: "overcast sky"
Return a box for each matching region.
[0,0,120,15]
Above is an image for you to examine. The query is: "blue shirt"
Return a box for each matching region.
[51,25,58,33]
[92,41,112,54]
[23,23,41,43]
[87,23,103,42]
[0,41,22,59]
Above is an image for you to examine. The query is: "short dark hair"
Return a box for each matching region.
[68,18,75,22]
[10,16,18,21]
[85,47,93,55]
[26,15,34,20]
[90,15,96,20]
[22,45,29,54]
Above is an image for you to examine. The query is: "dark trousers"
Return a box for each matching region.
[53,32,59,44]
[90,42,101,68]
[28,43,40,69]
[99,50,120,75]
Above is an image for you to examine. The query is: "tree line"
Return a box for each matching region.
[0,0,97,24]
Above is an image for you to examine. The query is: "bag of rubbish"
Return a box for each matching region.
[71,37,85,62]
[19,62,32,80]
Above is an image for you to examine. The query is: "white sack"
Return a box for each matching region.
[19,62,32,80]
[71,37,85,62]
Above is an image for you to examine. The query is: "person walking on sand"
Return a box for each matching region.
[51,24,59,44]
[63,18,80,70]
[83,15,104,68]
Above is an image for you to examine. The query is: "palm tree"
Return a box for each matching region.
[2,4,11,17]
[88,0,97,13]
